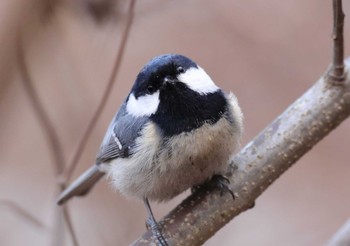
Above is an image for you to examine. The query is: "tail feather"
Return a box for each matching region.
[57,165,105,205]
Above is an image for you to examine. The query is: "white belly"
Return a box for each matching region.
[106,114,240,202]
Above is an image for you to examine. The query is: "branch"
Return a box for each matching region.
[327,0,346,84]
[132,64,350,245]
[133,1,349,242]
[326,219,350,246]
[64,0,137,182]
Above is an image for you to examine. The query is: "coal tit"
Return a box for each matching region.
[57,54,243,245]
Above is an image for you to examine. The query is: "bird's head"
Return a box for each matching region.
[125,54,228,136]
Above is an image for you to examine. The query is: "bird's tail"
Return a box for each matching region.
[57,165,105,205]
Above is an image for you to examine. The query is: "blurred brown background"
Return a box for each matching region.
[1,0,350,245]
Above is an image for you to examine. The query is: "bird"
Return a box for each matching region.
[57,54,243,245]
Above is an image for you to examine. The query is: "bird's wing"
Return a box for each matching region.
[96,101,150,163]
[57,102,149,205]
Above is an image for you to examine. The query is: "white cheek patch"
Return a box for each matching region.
[177,66,219,94]
[126,91,160,117]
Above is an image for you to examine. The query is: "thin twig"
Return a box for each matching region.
[328,0,346,84]
[17,39,65,176]
[62,206,79,246]
[65,0,137,182]
[17,35,79,246]
[0,200,45,228]
[51,206,65,246]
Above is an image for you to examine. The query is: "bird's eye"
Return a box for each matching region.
[147,85,155,93]
[176,66,185,73]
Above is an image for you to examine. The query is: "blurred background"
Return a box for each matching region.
[1,0,350,245]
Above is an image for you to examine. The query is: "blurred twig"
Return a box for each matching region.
[17,35,79,246]
[17,42,65,176]
[328,0,346,84]
[0,200,44,229]
[15,0,136,244]
[326,219,350,246]
[133,2,350,245]
[65,0,137,182]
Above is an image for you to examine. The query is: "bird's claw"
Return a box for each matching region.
[192,174,235,200]
[211,174,235,200]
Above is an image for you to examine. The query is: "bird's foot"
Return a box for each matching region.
[211,174,235,200]
[192,174,235,200]
[146,217,168,246]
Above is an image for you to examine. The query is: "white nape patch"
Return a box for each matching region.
[126,92,160,117]
[177,66,219,94]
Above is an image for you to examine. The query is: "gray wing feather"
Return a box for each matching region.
[96,102,149,163]
[57,101,149,205]
[57,165,104,205]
